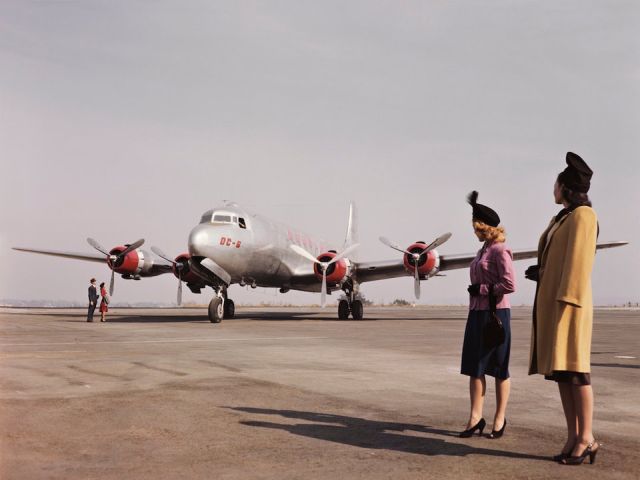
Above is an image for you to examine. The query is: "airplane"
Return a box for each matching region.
[12,201,628,323]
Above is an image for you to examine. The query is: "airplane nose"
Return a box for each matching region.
[188,224,214,257]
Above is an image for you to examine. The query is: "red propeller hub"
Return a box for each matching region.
[108,246,141,274]
[403,242,438,276]
[173,253,200,283]
[313,251,348,285]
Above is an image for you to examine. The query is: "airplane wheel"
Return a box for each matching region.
[208,297,224,323]
[351,300,364,320]
[224,299,235,319]
[338,300,349,320]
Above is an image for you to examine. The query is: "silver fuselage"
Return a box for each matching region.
[188,204,336,293]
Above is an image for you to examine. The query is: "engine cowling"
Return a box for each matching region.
[108,246,143,275]
[173,253,202,284]
[313,251,349,285]
[403,242,440,277]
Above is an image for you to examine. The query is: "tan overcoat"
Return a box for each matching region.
[529,206,598,375]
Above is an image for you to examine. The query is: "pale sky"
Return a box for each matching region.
[1,1,638,306]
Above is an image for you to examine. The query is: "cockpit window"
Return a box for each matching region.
[203,210,248,227]
[199,210,213,224]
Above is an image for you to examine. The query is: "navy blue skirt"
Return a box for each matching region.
[461,309,511,379]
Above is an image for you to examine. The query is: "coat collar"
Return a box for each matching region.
[539,210,574,265]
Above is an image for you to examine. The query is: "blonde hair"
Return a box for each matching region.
[473,221,506,243]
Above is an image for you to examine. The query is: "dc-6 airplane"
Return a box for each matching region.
[13,202,628,323]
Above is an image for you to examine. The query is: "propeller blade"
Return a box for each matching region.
[87,237,110,256]
[414,266,421,300]
[290,244,321,264]
[320,268,327,308]
[109,269,115,296]
[151,246,174,264]
[177,271,183,306]
[379,236,412,256]
[422,232,452,254]
[328,243,360,264]
[117,238,145,259]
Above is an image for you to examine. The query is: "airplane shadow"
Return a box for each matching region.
[31,310,457,323]
[226,407,549,461]
[592,362,640,370]
[29,312,208,323]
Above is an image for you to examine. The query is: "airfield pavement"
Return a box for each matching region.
[0,306,638,480]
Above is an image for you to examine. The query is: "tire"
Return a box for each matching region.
[338,300,349,320]
[351,300,364,320]
[224,299,235,319]
[208,297,224,323]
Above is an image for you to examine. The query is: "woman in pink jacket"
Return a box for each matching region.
[460,191,516,439]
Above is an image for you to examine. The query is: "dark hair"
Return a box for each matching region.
[90,278,96,283]
[557,174,592,208]
[99,282,105,288]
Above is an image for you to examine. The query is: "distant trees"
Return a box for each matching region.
[391,298,411,306]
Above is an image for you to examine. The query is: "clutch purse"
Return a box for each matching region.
[483,285,505,349]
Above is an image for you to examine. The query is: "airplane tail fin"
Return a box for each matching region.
[343,201,359,260]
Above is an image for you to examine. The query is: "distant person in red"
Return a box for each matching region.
[87,278,98,322]
[99,282,110,322]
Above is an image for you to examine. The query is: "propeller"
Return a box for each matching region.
[290,243,359,307]
[379,232,452,300]
[151,246,184,306]
[87,237,144,296]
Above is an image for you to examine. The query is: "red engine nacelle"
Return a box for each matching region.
[403,242,440,276]
[313,251,348,285]
[173,253,202,284]
[108,246,141,274]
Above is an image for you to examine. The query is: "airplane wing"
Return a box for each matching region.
[12,247,106,263]
[353,241,628,284]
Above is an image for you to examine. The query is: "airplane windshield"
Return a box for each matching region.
[200,210,247,227]
[199,210,213,224]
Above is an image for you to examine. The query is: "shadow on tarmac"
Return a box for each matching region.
[31,311,408,323]
[592,362,640,370]
[227,407,549,461]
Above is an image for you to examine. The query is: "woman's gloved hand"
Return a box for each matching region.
[525,265,540,282]
[467,284,481,296]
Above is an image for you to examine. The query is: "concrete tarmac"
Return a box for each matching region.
[0,306,638,479]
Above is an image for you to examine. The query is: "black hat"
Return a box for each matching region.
[558,152,592,193]
[467,191,500,227]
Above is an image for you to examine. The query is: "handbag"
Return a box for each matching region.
[483,285,505,349]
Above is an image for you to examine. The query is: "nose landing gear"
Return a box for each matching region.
[208,288,235,323]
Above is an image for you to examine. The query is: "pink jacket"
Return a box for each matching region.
[469,241,516,311]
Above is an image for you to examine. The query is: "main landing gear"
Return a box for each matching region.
[208,288,235,323]
[337,284,364,320]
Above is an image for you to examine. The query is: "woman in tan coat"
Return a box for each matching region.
[526,152,600,465]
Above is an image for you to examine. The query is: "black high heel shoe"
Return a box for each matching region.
[459,418,486,438]
[552,451,572,462]
[552,441,575,462]
[488,418,506,439]
[561,441,599,465]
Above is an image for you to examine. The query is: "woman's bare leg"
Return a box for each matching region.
[558,383,578,454]
[467,376,486,428]
[493,378,510,430]
[571,384,596,455]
